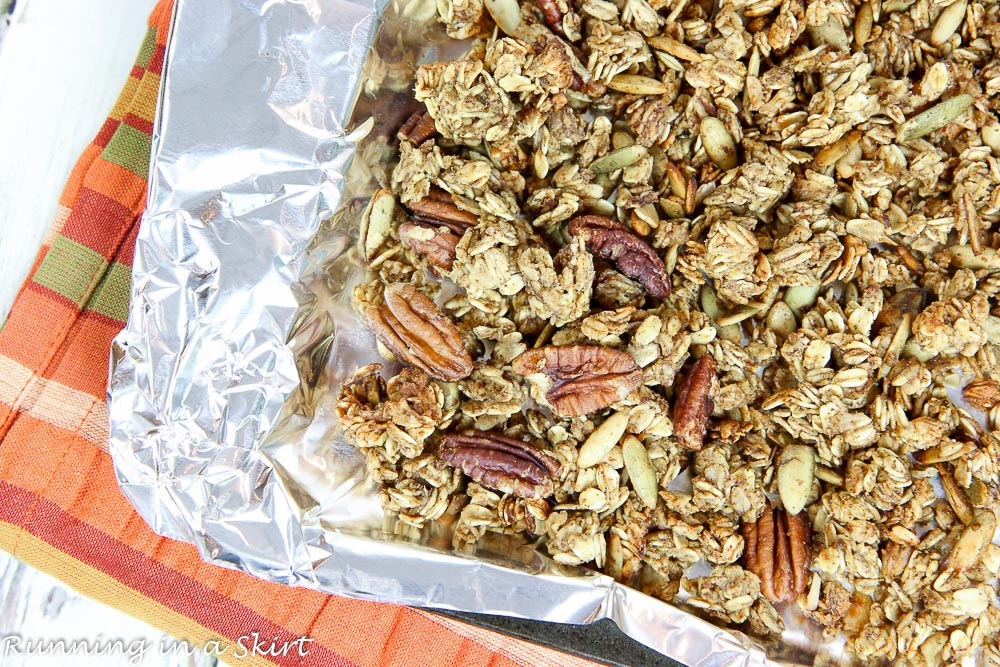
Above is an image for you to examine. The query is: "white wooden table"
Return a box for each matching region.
[0,3,213,665]
[0,0,157,316]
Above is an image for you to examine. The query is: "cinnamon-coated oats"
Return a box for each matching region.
[334,0,1000,660]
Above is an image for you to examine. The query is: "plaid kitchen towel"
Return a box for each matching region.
[0,2,602,665]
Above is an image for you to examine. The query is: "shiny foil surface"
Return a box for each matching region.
[108,1,784,664]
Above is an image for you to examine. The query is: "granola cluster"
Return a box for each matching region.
[335,0,1000,661]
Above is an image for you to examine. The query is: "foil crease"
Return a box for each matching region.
[108,1,779,664]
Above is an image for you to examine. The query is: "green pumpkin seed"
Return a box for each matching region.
[897,94,974,143]
[622,435,659,509]
[700,117,738,171]
[590,144,648,174]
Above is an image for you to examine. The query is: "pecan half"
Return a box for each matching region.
[366,283,473,381]
[511,345,642,417]
[672,355,717,450]
[400,192,477,271]
[963,378,1000,411]
[398,107,437,146]
[438,431,561,499]
[399,222,462,271]
[742,505,813,604]
[568,215,671,298]
[535,0,565,36]
[408,190,478,230]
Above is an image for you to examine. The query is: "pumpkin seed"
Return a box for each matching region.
[855,2,874,45]
[484,0,521,35]
[948,509,997,572]
[362,189,396,261]
[634,203,659,229]
[590,144,647,174]
[646,35,703,62]
[588,198,617,217]
[808,17,850,50]
[700,284,725,320]
[930,0,967,46]
[578,411,629,468]
[622,435,659,509]
[897,94,974,143]
[717,323,742,343]
[608,74,668,96]
[938,466,975,525]
[630,215,650,236]
[815,130,861,168]
[777,444,816,515]
[663,243,679,275]
[982,122,1000,152]
[666,162,687,199]
[766,301,797,338]
[685,174,698,214]
[612,130,636,150]
[700,117,738,171]
[660,196,686,219]
[783,283,821,316]
[716,304,763,327]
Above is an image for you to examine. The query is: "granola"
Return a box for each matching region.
[331,0,1000,662]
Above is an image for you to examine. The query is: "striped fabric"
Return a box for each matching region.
[0,3,602,665]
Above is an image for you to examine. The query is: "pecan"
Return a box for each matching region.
[963,378,1000,411]
[366,283,473,381]
[399,222,462,271]
[511,344,642,417]
[672,355,717,451]
[568,216,670,298]
[535,0,565,36]
[742,505,812,604]
[397,107,437,146]
[408,190,478,230]
[438,431,561,499]
[400,193,477,271]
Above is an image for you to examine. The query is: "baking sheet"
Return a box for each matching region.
[106,1,812,664]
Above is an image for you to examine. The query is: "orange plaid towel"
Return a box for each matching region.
[0,3,602,665]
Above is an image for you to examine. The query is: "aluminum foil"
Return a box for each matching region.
[107,1,799,664]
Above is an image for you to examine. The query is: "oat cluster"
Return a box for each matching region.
[335,0,1000,661]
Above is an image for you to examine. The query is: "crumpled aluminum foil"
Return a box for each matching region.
[107,1,793,664]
